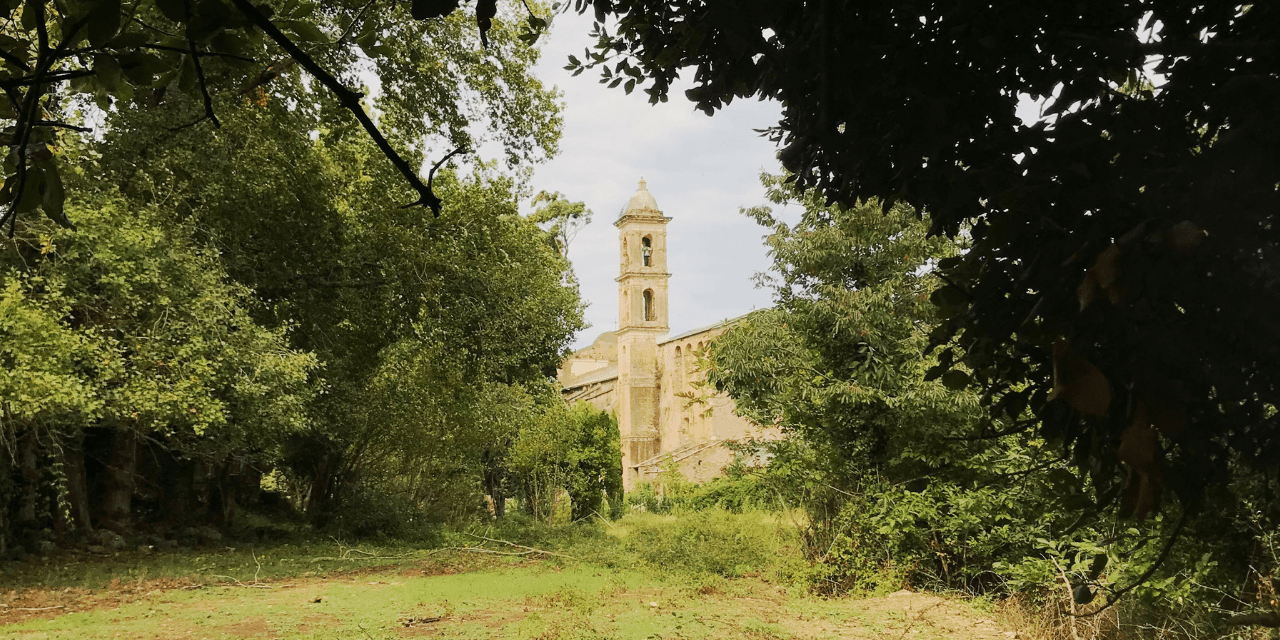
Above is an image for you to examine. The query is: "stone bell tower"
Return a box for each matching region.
[615,178,670,488]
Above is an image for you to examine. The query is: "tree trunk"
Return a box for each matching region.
[159,451,195,529]
[16,428,42,541]
[61,432,93,536]
[99,429,138,531]
[482,451,506,518]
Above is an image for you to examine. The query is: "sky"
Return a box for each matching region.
[523,11,794,350]
[520,11,1052,351]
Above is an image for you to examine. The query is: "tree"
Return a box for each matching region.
[0,0,558,230]
[0,190,314,543]
[571,0,1280,566]
[508,401,621,522]
[708,176,1065,592]
[0,15,581,540]
[45,39,580,525]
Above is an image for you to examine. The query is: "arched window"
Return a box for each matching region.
[674,346,684,389]
[641,236,652,267]
[643,289,655,321]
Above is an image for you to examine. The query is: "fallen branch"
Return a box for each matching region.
[430,546,543,557]
[309,555,413,562]
[462,533,576,559]
[1052,557,1083,640]
[209,574,272,589]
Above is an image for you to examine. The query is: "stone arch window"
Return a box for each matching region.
[641,236,652,266]
[623,290,630,322]
[674,346,684,389]
[643,289,655,321]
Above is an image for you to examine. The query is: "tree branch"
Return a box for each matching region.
[337,0,377,44]
[3,0,50,234]
[942,418,1037,441]
[1070,510,1188,618]
[33,120,91,132]
[135,43,256,63]
[131,17,178,38]
[187,38,220,129]
[0,47,30,71]
[0,69,96,89]
[1,9,89,232]
[227,0,451,214]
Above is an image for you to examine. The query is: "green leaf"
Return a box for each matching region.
[14,165,45,214]
[279,19,327,43]
[120,52,165,86]
[187,0,232,42]
[93,53,123,91]
[940,370,969,390]
[928,285,967,318]
[20,4,40,31]
[88,0,123,48]
[108,31,151,48]
[36,158,72,229]
[155,0,188,23]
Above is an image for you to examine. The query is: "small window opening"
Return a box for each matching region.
[641,236,652,267]
[643,289,655,321]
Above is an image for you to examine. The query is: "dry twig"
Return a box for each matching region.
[462,533,576,559]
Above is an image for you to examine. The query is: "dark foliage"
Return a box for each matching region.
[568,0,1279,540]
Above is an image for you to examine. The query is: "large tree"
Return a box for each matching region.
[569,0,1279,550]
[0,0,558,229]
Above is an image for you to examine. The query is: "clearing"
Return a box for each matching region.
[0,513,1023,639]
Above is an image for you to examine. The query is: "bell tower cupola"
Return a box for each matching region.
[616,178,670,330]
[614,178,671,487]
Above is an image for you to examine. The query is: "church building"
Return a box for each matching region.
[557,180,780,490]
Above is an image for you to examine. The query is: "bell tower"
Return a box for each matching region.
[615,178,670,488]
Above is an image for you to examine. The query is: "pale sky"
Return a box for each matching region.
[524,11,793,350]
[522,12,1049,350]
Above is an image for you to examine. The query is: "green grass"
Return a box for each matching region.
[0,510,1005,640]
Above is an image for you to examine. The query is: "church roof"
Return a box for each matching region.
[658,312,757,346]
[621,178,661,216]
[562,364,618,389]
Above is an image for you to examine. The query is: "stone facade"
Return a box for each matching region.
[558,180,780,491]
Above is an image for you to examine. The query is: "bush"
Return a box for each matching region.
[509,403,622,523]
[625,463,776,515]
[324,487,444,542]
[620,510,801,579]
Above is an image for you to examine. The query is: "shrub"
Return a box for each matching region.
[620,510,801,579]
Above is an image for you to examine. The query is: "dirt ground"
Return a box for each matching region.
[0,561,1022,640]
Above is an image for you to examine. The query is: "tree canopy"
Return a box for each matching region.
[570,0,1279,530]
[0,0,585,544]
[0,0,558,230]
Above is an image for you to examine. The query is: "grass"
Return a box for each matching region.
[0,510,1015,639]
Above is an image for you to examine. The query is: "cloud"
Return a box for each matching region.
[529,11,794,348]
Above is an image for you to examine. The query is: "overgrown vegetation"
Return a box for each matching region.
[0,5,596,556]
[1,0,1276,637]
[700,176,1280,638]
